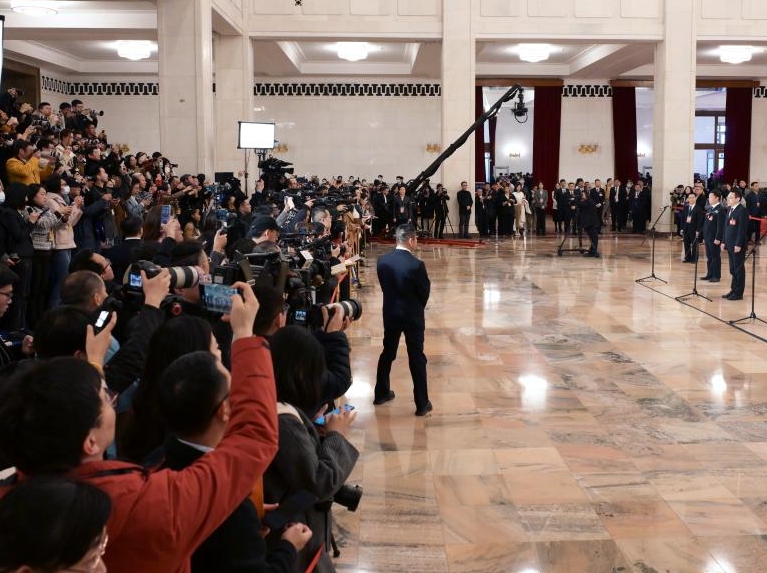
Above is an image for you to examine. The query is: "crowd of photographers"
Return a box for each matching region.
[0,91,376,573]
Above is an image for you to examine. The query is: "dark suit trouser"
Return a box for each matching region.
[728,247,746,296]
[459,210,470,237]
[375,326,428,409]
[535,207,546,235]
[585,225,598,254]
[434,215,446,238]
[487,211,497,235]
[704,239,720,279]
[683,231,697,262]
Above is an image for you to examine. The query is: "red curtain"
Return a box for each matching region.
[723,87,752,183]
[612,86,638,182]
[532,86,562,192]
[474,85,486,183]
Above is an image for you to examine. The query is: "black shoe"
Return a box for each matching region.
[709,278,720,283]
[722,292,733,299]
[700,276,711,281]
[415,401,433,417]
[373,391,395,405]
[727,294,743,300]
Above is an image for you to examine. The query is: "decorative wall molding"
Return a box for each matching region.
[41,76,159,96]
[562,84,613,98]
[754,87,767,98]
[253,82,441,97]
[41,75,70,96]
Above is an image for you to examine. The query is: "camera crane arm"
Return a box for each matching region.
[406,84,524,196]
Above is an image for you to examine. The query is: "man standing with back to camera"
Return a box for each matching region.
[374,224,432,416]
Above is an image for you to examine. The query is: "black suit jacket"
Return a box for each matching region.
[682,204,704,236]
[161,437,297,573]
[377,248,430,331]
[702,204,725,243]
[724,204,749,250]
[103,237,143,284]
[392,195,413,222]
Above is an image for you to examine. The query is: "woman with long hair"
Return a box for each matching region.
[118,315,218,463]
[264,326,359,573]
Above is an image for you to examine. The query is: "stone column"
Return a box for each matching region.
[652,0,697,233]
[157,0,215,175]
[441,0,476,234]
[214,32,254,186]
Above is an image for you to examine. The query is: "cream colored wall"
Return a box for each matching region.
[559,87,615,183]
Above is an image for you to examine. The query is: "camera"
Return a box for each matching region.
[126,260,201,292]
[333,483,363,512]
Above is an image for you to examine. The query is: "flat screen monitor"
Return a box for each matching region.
[238,121,275,150]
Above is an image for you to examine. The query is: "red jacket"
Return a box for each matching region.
[72,337,278,573]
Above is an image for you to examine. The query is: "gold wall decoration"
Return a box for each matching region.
[578,144,599,154]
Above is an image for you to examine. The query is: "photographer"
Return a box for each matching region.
[576,189,600,258]
[417,185,436,236]
[0,283,281,573]
[434,184,450,239]
[264,326,359,573]
[6,139,54,185]
[71,99,101,132]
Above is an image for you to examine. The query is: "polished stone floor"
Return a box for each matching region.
[333,230,767,573]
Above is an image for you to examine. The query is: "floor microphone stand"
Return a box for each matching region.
[676,239,711,302]
[636,205,669,284]
[730,224,767,326]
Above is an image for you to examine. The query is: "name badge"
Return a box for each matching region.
[729,218,736,226]
[686,216,692,223]
[707,215,713,221]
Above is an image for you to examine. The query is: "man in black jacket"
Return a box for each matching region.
[457,181,473,238]
[701,190,725,282]
[158,351,309,573]
[682,192,704,263]
[433,185,450,239]
[374,224,431,416]
[721,189,750,300]
[392,185,413,228]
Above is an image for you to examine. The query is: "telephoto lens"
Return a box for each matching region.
[335,299,362,321]
[166,266,201,289]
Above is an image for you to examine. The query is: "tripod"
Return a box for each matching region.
[557,221,585,256]
[730,222,767,326]
[676,239,711,302]
[636,205,669,284]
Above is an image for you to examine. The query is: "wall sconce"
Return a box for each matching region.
[578,144,599,154]
[274,143,289,154]
[426,143,442,154]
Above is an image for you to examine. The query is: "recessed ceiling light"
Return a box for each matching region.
[10,1,58,16]
[336,42,376,62]
[718,45,761,64]
[512,44,556,63]
[115,40,154,61]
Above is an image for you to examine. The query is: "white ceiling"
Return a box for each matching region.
[0,1,766,81]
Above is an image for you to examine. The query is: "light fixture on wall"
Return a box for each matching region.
[115,40,154,61]
[273,143,289,154]
[336,42,376,62]
[578,144,599,154]
[718,45,761,64]
[513,44,556,63]
[10,1,58,16]
[425,143,442,154]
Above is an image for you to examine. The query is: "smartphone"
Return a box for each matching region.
[160,204,172,224]
[314,404,354,426]
[262,490,315,532]
[93,310,112,334]
[200,283,238,314]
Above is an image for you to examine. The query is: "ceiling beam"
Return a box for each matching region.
[5,40,158,74]
[568,44,626,76]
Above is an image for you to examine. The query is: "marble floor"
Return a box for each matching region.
[333,230,767,573]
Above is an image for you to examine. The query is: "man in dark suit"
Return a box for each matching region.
[630,181,650,234]
[721,189,750,300]
[457,181,473,238]
[372,185,392,236]
[158,351,310,572]
[392,185,414,228]
[374,224,432,416]
[700,190,725,283]
[102,216,144,284]
[682,192,704,263]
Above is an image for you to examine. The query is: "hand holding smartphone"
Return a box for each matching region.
[314,404,354,426]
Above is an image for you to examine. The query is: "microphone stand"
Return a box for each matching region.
[676,238,711,302]
[636,205,669,284]
[730,221,767,326]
